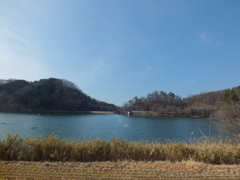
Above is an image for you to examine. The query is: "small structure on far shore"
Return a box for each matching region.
[127,111,152,116]
[127,111,133,116]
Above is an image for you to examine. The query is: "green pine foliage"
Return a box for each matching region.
[223,89,239,103]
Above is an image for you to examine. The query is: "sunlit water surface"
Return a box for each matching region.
[0,112,219,142]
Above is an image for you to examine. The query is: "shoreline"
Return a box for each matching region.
[0,109,210,118]
[0,109,115,115]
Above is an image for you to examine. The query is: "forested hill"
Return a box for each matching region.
[0,78,117,111]
[122,86,240,117]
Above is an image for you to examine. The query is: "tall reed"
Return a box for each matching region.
[1,134,240,164]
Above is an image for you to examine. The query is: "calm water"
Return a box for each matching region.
[0,112,219,142]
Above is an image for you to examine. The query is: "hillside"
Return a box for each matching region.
[0,78,117,111]
[122,86,240,117]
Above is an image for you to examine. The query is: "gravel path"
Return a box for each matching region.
[1,161,240,179]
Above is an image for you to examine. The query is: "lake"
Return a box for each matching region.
[0,112,219,142]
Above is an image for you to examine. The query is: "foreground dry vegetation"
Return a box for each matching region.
[1,160,240,179]
[1,135,240,179]
[1,134,240,165]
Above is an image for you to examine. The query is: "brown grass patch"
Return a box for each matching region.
[2,135,240,165]
[1,160,240,179]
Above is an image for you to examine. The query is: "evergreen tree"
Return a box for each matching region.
[223,89,239,103]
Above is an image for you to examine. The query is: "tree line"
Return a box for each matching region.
[0,78,116,112]
[122,86,240,117]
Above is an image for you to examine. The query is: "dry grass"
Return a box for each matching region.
[1,160,240,179]
[1,135,240,165]
[1,135,240,179]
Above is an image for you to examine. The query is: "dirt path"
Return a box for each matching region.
[1,161,240,179]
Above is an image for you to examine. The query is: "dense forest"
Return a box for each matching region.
[122,86,240,117]
[0,78,117,111]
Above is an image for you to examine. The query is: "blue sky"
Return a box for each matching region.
[0,0,240,106]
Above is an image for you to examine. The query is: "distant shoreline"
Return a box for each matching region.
[0,109,210,118]
[119,110,211,118]
[0,109,115,115]
[89,111,114,114]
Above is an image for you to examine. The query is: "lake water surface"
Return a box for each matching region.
[0,112,219,142]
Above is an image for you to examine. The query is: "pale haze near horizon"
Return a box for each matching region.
[0,0,240,106]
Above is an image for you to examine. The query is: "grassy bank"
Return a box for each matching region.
[1,134,240,164]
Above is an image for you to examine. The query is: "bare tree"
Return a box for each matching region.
[216,102,240,142]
